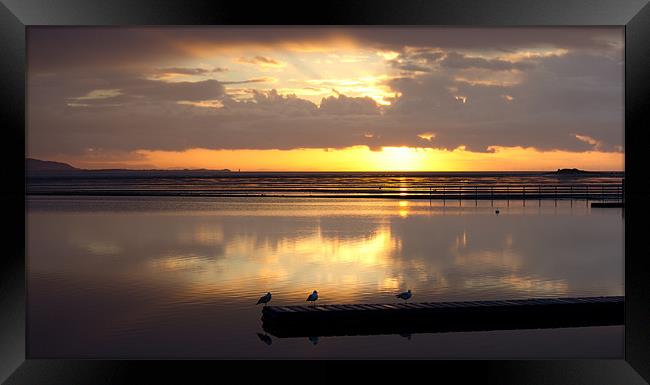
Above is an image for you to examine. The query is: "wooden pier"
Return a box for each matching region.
[261,296,623,338]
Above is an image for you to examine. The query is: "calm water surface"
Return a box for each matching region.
[27,196,623,358]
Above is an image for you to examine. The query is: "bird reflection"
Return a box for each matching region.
[308,335,319,345]
[399,333,412,341]
[257,332,273,346]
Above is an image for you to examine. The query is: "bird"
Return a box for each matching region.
[396,289,412,303]
[256,292,272,306]
[495,208,500,215]
[306,290,318,306]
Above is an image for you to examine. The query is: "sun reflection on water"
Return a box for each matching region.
[29,197,622,310]
[398,200,409,218]
[149,223,412,303]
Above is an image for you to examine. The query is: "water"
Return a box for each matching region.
[27,195,623,358]
[27,171,623,196]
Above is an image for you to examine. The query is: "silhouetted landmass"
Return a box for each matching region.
[554,168,593,174]
[26,158,231,177]
[27,158,79,172]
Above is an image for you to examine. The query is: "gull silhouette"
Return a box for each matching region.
[396,289,412,303]
[306,290,318,306]
[256,292,272,306]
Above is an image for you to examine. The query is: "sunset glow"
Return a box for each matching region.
[51,145,624,171]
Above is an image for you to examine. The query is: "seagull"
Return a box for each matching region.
[306,290,318,306]
[396,289,412,303]
[256,292,272,306]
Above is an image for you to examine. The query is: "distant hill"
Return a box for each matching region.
[26,158,231,177]
[26,158,79,172]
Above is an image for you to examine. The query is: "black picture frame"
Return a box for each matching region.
[2,0,650,383]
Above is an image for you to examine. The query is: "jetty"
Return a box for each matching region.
[591,202,624,208]
[261,296,623,338]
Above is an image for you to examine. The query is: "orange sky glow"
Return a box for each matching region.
[51,145,624,171]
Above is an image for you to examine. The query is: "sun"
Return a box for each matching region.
[375,146,423,171]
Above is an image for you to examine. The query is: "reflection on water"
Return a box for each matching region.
[256,333,273,346]
[27,196,623,358]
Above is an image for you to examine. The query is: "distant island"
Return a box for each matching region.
[26,158,231,175]
[553,168,594,175]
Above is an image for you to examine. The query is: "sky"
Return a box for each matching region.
[27,27,624,171]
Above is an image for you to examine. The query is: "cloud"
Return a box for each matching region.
[222,77,276,85]
[132,79,226,101]
[27,27,623,72]
[389,49,445,73]
[27,27,624,160]
[237,56,285,68]
[63,78,226,107]
[574,134,603,150]
[380,51,623,153]
[222,89,318,117]
[71,89,122,100]
[319,94,380,115]
[154,67,228,76]
[394,63,432,73]
[440,52,535,71]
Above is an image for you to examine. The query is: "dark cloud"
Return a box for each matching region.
[154,67,228,75]
[27,27,622,72]
[222,77,274,85]
[215,90,320,119]
[389,49,445,73]
[408,50,446,62]
[394,63,432,73]
[27,27,624,159]
[64,78,226,106]
[130,79,226,101]
[319,94,380,115]
[440,52,535,71]
[382,51,623,152]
